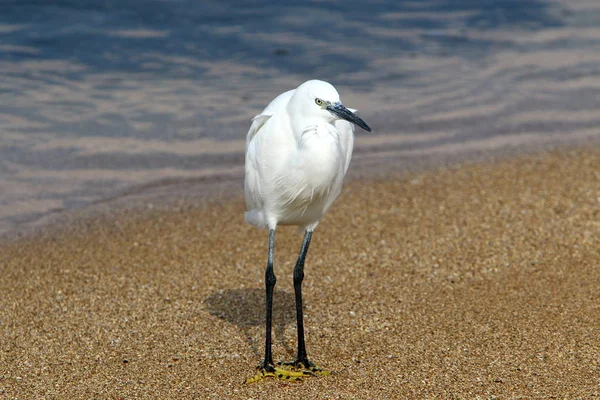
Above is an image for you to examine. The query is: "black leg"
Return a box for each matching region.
[248,229,328,383]
[247,229,308,383]
[293,230,312,365]
[263,229,277,369]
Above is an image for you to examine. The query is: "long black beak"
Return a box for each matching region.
[327,102,372,132]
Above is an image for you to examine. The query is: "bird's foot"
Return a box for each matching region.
[245,363,307,384]
[277,359,332,377]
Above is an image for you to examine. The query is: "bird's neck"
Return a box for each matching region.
[287,101,334,141]
[289,113,334,143]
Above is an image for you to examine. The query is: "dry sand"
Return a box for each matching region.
[1,146,599,399]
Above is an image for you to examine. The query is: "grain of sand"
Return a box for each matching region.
[1,147,599,399]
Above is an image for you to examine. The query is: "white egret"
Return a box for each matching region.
[244,80,372,383]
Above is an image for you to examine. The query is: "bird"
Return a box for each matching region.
[244,79,372,383]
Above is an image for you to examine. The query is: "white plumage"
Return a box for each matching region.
[244,79,367,232]
[243,79,371,383]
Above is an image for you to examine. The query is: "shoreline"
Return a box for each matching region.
[2,133,598,244]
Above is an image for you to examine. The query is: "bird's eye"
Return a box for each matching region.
[315,98,324,106]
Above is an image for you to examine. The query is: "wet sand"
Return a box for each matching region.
[1,146,599,398]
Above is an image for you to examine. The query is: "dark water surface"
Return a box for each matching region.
[1,0,599,234]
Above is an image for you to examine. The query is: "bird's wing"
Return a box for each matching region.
[244,138,261,211]
[245,89,295,212]
[246,89,295,148]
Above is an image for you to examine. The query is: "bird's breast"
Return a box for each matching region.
[262,123,348,226]
[275,125,345,204]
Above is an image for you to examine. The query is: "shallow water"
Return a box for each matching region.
[1,0,600,234]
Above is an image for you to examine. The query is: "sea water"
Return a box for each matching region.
[1,0,599,235]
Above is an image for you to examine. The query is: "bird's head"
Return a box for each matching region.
[291,80,372,132]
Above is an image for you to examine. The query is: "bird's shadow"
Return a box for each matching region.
[204,288,296,357]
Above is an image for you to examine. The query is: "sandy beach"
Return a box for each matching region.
[2,1,600,398]
[1,146,598,398]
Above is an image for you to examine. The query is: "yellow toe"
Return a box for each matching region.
[277,360,332,376]
[245,365,307,384]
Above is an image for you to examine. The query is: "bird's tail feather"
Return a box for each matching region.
[244,210,268,229]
